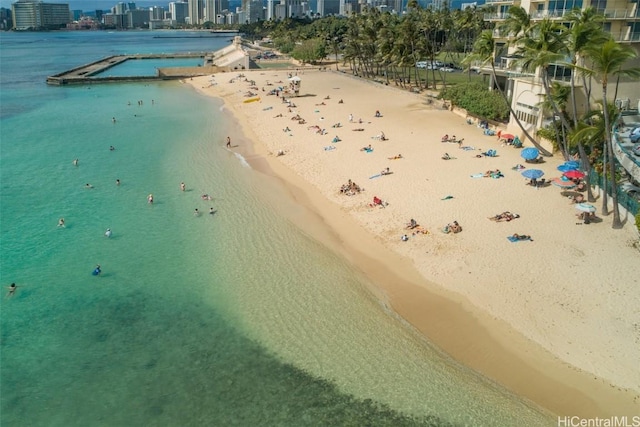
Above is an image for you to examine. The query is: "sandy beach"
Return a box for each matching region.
[189,68,640,417]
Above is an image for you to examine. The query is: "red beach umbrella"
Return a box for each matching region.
[563,170,585,179]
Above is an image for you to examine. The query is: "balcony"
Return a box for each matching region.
[530,8,639,20]
[612,31,640,43]
[484,12,510,20]
[602,8,640,20]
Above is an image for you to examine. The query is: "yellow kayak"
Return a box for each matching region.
[243,97,260,103]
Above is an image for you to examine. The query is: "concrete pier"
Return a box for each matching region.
[46,53,220,85]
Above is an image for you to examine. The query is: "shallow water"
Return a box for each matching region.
[0,31,554,426]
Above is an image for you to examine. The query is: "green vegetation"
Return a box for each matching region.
[440,82,508,121]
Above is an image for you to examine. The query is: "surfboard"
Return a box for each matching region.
[369,174,381,179]
[243,97,260,104]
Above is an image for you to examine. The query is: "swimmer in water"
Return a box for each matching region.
[116,179,120,186]
[112,117,116,123]
[6,283,17,297]
[85,183,93,189]
[194,208,200,216]
[147,194,154,204]
[180,182,186,192]
[73,159,79,166]
[109,145,115,151]
[105,228,112,238]
[58,218,65,227]
[93,265,101,276]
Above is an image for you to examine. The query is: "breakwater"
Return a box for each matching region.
[46,53,216,85]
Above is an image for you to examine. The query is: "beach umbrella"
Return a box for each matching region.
[563,170,585,179]
[575,203,596,213]
[557,163,578,173]
[500,133,515,140]
[521,169,544,179]
[551,177,577,188]
[564,160,580,168]
[520,147,539,160]
[288,76,301,82]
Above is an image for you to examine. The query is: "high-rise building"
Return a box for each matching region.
[12,0,70,30]
[169,1,189,23]
[150,6,164,19]
[242,0,263,22]
[204,0,229,22]
[188,0,204,24]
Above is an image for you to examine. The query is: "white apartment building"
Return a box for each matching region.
[12,0,71,30]
[483,0,640,149]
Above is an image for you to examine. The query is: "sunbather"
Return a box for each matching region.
[406,218,418,229]
[511,233,531,241]
[360,144,372,151]
[381,167,392,175]
[388,154,403,160]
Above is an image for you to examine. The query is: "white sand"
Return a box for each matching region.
[189,69,640,416]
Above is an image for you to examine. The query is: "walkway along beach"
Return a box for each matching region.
[189,69,639,417]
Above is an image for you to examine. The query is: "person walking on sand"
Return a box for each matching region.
[226,136,231,148]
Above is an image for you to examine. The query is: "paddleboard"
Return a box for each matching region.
[243,97,260,104]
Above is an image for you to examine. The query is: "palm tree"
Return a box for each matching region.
[513,18,573,139]
[464,30,552,156]
[578,39,640,227]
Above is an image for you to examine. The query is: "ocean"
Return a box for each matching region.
[0,30,553,426]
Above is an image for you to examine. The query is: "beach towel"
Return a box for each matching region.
[461,146,475,151]
[324,146,336,151]
[507,235,532,242]
[364,148,373,153]
[262,106,273,111]
[470,173,484,178]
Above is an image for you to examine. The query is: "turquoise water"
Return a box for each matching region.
[93,58,205,77]
[0,31,554,426]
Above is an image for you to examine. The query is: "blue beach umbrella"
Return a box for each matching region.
[520,147,539,161]
[564,160,580,168]
[557,163,578,173]
[521,169,544,179]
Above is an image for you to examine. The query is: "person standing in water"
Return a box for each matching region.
[6,283,17,297]
[105,228,112,238]
[180,182,186,192]
[58,218,65,227]
[147,194,154,204]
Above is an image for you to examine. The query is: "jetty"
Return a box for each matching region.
[47,37,253,86]
[46,53,219,85]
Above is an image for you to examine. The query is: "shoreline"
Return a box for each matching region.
[187,70,640,417]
